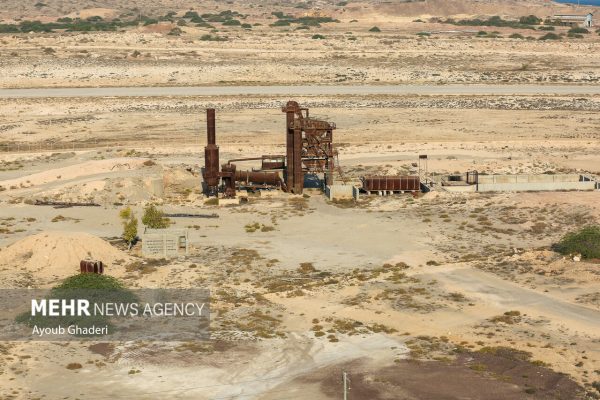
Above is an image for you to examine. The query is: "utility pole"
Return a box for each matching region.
[343,371,350,400]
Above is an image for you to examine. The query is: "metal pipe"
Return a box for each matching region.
[207,108,216,145]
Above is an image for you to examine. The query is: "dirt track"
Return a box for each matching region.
[2,84,600,98]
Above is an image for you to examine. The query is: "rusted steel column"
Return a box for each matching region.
[293,126,303,194]
[203,109,220,196]
[285,109,295,192]
[207,108,216,145]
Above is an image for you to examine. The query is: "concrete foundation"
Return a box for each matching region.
[325,184,359,201]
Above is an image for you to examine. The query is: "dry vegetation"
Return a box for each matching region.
[0,0,599,399]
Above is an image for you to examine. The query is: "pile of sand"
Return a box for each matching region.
[0,231,131,282]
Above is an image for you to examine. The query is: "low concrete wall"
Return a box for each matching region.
[477,174,581,184]
[478,181,596,192]
[442,185,477,193]
[326,185,359,200]
[142,228,188,258]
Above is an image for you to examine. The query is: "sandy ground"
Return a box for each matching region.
[0,0,599,399]
[0,100,599,398]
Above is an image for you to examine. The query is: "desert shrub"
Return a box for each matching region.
[142,204,170,229]
[199,34,227,41]
[369,26,381,32]
[16,274,135,336]
[222,19,241,26]
[270,20,290,27]
[539,33,560,40]
[509,33,525,39]
[538,25,555,31]
[54,273,126,290]
[143,18,158,26]
[168,27,182,36]
[552,225,600,259]
[416,31,430,36]
[519,15,542,25]
[446,16,535,30]
[569,27,589,34]
[119,207,138,248]
[312,34,325,39]
[0,17,138,33]
[183,11,200,19]
[0,24,19,33]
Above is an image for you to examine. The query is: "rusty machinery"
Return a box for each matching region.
[283,100,337,194]
[202,103,337,197]
[202,103,422,198]
[202,108,287,197]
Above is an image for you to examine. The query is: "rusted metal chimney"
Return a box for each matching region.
[203,108,220,196]
[207,108,216,145]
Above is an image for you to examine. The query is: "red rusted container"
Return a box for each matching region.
[80,260,104,274]
[361,176,421,192]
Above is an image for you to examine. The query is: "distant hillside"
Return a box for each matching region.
[0,0,596,22]
[368,0,596,18]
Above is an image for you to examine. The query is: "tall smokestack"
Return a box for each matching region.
[207,108,216,145]
[203,108,219,196]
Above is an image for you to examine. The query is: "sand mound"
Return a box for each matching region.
[0,231,130,281]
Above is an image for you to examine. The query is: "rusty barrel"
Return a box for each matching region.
[80,260,104,274]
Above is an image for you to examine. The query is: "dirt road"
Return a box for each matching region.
[2,84,600,98]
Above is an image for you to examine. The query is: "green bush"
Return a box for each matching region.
[222,19,241,26]
[519,15,542,25]
[569,27,589,34]
[538,26,555,31]
[142,204,170,229]
[552,225,600,259]
[369,26,381,32]
[54,273,126,290]
[119,207,138,248]
[446,16,536,30]
[270,20,290,27]
[199,34,227,41]
[16,274,136,336]
[539,33,560,41]
[509,33,525,39]
[312,34,325,39]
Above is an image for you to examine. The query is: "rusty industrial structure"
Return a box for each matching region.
[283,101,337,193]
[201,102,422,198]
[202,102,339,197]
